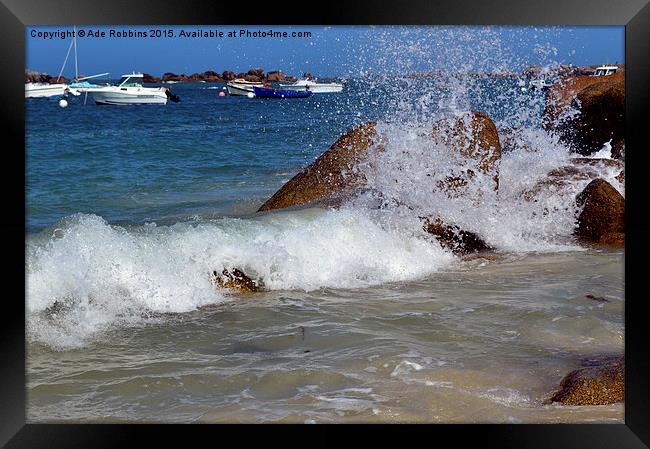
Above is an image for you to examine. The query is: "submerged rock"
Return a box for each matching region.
[543,73,624,158]
[258,122,379,212]
[212,268,260,293]
[522,159,623,202]
[422,217,491,255]
[570,157,624,170]
[549,356,624,405]
[522,167,591,202]
[585,294,609,303]
[498,127,534,154]
[575,179,624,247]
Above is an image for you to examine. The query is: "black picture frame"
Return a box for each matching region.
[3,0,649,446]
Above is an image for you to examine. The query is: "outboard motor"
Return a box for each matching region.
[165,88,181,103]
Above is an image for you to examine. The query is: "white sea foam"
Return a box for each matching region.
[590,140,613,159]
[391,360,424,377]
[27,208,454,347]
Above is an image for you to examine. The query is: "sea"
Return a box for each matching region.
[26,75,624,423]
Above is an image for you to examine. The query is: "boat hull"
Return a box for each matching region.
[253,87,313,98]
[278,83,343,93]
[25,83,68,98]
[226,82,263,96]
[89,87,168,105]
[68,81,100,95]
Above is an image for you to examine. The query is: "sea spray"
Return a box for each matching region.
[343,26,623,252]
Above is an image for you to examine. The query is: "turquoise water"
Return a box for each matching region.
[26,80,378,231]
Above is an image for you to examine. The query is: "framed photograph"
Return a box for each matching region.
[3,0,649,446]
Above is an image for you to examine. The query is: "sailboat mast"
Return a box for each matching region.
[56,35,75,83]
[74,26,78,80]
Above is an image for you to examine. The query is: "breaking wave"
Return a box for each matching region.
[27,208,455,347]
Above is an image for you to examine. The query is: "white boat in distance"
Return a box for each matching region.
[25,82,70,98]
[592,65,618,76]
[226,79,264,96]
[278,78,344,93]
[88,73,171,105]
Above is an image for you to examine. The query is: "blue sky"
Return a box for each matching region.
[26,25,624,78]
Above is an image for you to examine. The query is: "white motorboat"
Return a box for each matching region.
[25,82,69,98]
[592,65,618,77]
[278,78,344,93]
[226,79,264,96]
[88,73,171,105]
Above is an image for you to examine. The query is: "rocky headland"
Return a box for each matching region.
[25,69,70,84]
[144,68,302,84]
[26,68,306,85]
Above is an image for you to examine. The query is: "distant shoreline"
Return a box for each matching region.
[25,68,307,85]
[25,63,623,85]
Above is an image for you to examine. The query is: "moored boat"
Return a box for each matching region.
[25,83,69,98]
[226,79,264,96]
[88,73,174,105]
[252,86,313,98]
[68,72,111,95]
[278,78,343,93]
[592,65,618,76]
